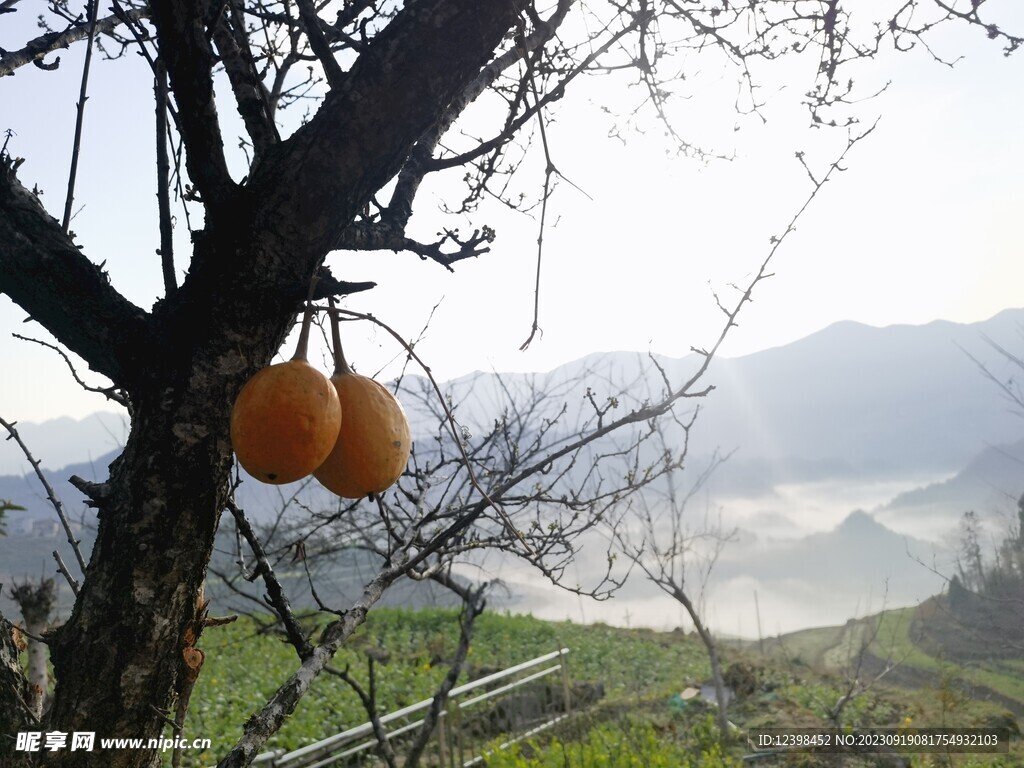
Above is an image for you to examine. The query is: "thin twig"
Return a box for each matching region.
[325,661,399,768]
[226,498,313,659]
[52,550,81,596]
[0,417,88,578]
[519,38,554,352]
[61,0,101,233]
[156,58,177,296]
[329,307,533,555]
[404,575,486,766]
[12,333,130,411]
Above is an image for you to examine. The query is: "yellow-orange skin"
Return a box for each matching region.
[230,360,342,485]
[314,373,411,498]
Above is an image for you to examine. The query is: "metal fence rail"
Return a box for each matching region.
[253,647,572,768]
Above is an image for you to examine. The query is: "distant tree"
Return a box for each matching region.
[917,345,1024,659]
[939,513,1024,659]
[0,2,1018,767]
[0,499,23,536]
[947,573,968,611]
[9,579,57,720]
[1003,494,1024,576]
[956,510,986,592]
[608,413,735,737]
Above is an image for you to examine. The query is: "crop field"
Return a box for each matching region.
[152,602,1024,767]
[174,609,712,766]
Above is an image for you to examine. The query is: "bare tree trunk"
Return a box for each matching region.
[42,396,232,768]
[675,588,730,738]
[10,579,56,718]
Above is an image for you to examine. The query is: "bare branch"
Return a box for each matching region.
[155,58,177,297]
[335,221,495,271]
[61,0,100,233]
[331,307,532,554]
[226,499,313,660]
[325,661,399,768]
[0,416,88,576]
[0,7,151,77]
[404,577,487,767]
[519,36,557,352]
[245,0,526,261]
[211,0,281,159]
[216,558,407,768]
[423,17,644,174]
[380,0,573,234]
[11,333,130,411]
[0,158,152,386]
[148,0,237,208]
[52,550,82,596]
[295,0,346,91]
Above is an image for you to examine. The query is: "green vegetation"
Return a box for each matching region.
[14,591,980,768]
[750,604,1024,714]
[482,714,739,768]
[169,604,1024,767]
[179,610,711,766]
[0,498,24,536]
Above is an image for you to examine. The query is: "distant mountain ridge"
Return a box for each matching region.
[876,436,1024,534]
[710,508,949,627]
[693,309,1024,475]
[3,308,1023,518]
[407,308,1024,489]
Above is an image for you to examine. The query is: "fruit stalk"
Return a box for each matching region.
[292,275,319,362]
[327,296,352,375]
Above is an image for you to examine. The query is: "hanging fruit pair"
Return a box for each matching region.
[229,290,411,498]
[230,301,342,484]
[314,303,411,499]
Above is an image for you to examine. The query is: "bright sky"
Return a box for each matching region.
[1,5,1022,423]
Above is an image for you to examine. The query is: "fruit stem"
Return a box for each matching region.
[327,296,352,376]
[292,275,318,362]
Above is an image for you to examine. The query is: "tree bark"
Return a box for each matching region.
[1,610,35,766]
[675,587,731,738]
[9,580,56,718]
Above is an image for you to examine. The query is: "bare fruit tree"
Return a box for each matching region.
[610,413,737,737]
[0,2,1018,767]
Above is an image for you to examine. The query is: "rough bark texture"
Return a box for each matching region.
[0,2,525,766]
[9,580,56,718]
[1,611,35,765]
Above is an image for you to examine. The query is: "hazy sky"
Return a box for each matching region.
[1,5,1022,424]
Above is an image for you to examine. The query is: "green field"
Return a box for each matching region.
[749,603,1024,717]
[178,609,713,766]
[163,603,1024,767]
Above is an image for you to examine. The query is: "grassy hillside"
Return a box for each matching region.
[142,602,1024,767]
[747,599,1024,719]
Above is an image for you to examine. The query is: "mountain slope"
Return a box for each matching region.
[694,310,1024,476]
[878,437,1024,526]
[6,309,1023,482]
